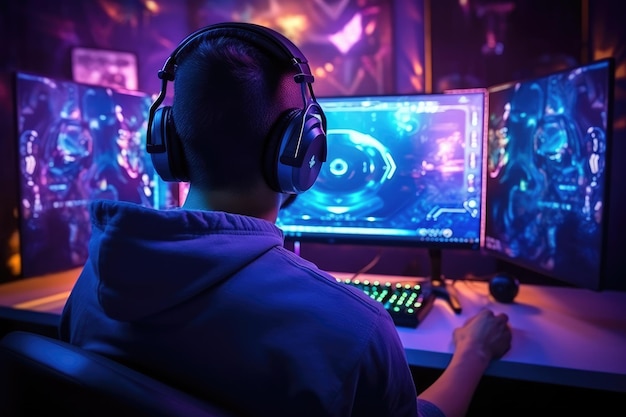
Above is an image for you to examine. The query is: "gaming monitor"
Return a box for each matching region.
[483,58,614,290]
[275,91,487,251]
[14,72,159,277]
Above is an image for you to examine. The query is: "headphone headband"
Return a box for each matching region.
[146,22,327,194]
[147,22,315,154]
[163,22,314,82]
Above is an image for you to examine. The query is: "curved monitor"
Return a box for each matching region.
[14,72,159,277]
[483,58,614,290]
[276,91,487,250]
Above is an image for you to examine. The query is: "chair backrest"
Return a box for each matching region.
[0,330,235,417]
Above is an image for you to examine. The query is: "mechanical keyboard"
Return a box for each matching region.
[337,278,435,328]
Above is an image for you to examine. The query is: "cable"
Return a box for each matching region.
[349,250,383,280]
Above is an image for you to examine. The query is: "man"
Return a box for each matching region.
[60,22,511,417]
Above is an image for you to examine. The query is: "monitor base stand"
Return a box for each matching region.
[424,248,462,314]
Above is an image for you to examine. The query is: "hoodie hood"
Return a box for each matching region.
[87,200,284,322]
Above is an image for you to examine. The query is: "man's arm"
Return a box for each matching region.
[417,309,512,417]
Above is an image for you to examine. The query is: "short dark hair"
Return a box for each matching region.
[171,31,296,190]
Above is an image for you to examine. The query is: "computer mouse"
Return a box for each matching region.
[489,273,520,303]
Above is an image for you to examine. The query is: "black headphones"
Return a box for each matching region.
[146,22,327,194]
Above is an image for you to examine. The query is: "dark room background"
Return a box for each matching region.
[0,0,624,287]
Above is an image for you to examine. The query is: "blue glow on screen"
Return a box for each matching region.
[15,72,159,277]
[276,92,486,249]
[483,59,613,289]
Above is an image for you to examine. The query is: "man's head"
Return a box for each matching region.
[147,23,326,218]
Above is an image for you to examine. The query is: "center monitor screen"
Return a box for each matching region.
[276,92,487,249]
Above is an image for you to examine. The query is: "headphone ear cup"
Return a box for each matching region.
[149,106,189,182]
[264,107,327,194]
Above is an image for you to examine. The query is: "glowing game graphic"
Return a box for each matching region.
[276,92,486,249]
[15,73,157,277]
[483,59,614,289]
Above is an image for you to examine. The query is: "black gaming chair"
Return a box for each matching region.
[0,330,236,417]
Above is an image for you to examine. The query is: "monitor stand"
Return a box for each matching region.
[425,248,462,314]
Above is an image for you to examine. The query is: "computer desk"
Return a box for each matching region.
[331,272,626,394]
[1,269,625,393]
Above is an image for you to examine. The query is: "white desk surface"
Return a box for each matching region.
[332,272,626,393]
[2,269,626,393]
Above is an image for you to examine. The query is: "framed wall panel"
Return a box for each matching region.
[71,47,138,91]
